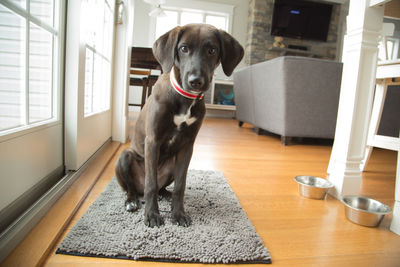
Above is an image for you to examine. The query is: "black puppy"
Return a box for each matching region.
[115,24,244,227]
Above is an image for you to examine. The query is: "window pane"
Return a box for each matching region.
[181,11,203,26]
[84,51,111,116]
[155,10,178,39]
[84,48,94,114]
[81,0,102,49]
[101,58,110,111]
[9,0,26,9]
[93,1,105,54]
[206,15,227,31]
[103,4,113,59]
[92,54,101,114]
[82,0,113,116]
[0,5,26,131]
[30,0,54,27]
[29,23,53,123]
[92,55,110,113]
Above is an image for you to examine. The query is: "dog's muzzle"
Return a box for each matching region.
[170,68,204,100]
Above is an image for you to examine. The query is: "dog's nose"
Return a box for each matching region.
[188,75,204,91]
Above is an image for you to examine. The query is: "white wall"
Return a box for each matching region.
[132,0,152,47]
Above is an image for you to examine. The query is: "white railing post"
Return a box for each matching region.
[327,0,384,197]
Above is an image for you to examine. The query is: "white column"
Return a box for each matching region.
[327,1,384,197]
[112,0,134,143]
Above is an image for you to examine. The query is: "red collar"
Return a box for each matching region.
[170,68,204,100]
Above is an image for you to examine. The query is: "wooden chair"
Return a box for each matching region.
[361,61,400,235]
[128,47,161,109]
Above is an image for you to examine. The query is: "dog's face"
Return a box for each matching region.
[153,24,244,93]
[175,25,221,92]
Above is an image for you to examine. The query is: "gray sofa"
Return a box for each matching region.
[233,56,343,144]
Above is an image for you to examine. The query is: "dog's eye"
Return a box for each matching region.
[180,46,189,53]
[208,48,216,55]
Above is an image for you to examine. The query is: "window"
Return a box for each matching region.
[0,0,60,133]
[81,0,114,116]
[154,8,229,39]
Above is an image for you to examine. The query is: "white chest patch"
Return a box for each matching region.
[174,100,197,128]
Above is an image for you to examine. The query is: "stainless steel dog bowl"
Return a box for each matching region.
[294,176,334,199]
[341,196,392,227]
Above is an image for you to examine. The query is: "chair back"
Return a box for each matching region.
[131,47,161,71]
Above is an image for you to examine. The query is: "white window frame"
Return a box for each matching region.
[148,0,234,45]
[0,0,62,141]
[64,0,115,170]
[82,0,114,117]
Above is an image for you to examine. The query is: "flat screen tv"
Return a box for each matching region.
[271,0,333,42]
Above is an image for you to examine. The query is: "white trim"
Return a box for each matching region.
[0,120,61,143]
[214,79,234,85]
[205,104,236,111]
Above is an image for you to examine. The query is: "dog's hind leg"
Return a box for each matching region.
[115,148,144,212]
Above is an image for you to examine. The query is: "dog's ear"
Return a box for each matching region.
[217,30,244,76]
[152,26,182,73]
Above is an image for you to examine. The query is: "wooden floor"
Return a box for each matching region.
[5,118,400,266]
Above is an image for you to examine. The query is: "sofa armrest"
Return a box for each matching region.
[233,66,255,125]
[251,57,287,134]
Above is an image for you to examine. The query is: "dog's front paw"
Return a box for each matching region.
[144,211,164,227]
[172,211,192,227]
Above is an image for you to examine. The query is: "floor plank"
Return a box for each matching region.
[12,118,400,267]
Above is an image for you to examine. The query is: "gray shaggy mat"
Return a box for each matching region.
[56,170,271,264]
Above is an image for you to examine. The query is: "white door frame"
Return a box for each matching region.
[111,0,135,144]
[64,0,115,171]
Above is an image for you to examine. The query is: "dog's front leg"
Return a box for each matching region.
[144,136,164,227]
[172,144,194,227]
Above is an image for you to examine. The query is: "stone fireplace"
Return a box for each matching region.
[244,0,349,65]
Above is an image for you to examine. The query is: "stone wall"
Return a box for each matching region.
[244,0,349,65]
